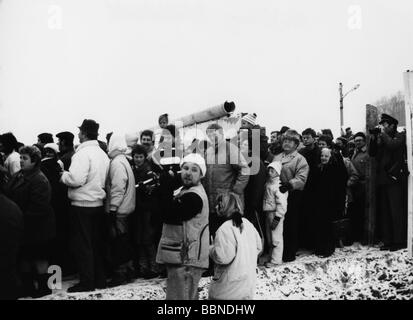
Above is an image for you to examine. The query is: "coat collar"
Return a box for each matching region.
[279,150,298,163]
[76,140,99,152]
[10,168,40,190]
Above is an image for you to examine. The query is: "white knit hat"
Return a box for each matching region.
[242,113,257,126]
[180,153,207,177]
[268,161,282,175]
[44,143,59,154]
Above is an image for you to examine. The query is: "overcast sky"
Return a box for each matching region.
[1,0,412,144]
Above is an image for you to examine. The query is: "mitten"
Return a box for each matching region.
[279,182,292,194]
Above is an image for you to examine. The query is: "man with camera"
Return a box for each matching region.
[368,114,407,251]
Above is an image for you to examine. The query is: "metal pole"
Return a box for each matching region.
[339,83,344,135]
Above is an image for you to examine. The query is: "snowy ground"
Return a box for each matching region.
[34,245,413,300]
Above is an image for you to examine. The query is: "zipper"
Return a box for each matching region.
[197,223,209,260]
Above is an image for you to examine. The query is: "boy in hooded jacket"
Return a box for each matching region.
[263,161,288,267]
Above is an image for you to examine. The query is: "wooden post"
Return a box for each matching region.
[403,71,413,258]
[365,104,379,245]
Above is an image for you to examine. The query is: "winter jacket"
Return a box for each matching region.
[156,184,209,269]
[209,218,262,300]
[203,140,250,214]
[61,140,110,207]
[4,168,56,245]
[41,157,68,219]
[132,160,157,211]
[273,151,309,191]
[263,177,288,219]
[58,148,75,171]
[369,131,406,185]
[106,136,136,216]
[351,146,368,182]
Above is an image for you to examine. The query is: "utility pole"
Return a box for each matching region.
[339,82,360,136]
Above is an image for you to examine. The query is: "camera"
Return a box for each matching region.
[369,127,381,135]
[135,171,160,195]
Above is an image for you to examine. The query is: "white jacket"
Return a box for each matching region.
[263,177,288,218]
[106,135,136,216]
[209,218,262,300]
[61,140,110,207]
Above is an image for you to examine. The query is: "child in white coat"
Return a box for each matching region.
[263,161,288,267]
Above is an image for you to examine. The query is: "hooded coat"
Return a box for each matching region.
[106,135,136,217]
[209,218,262,300]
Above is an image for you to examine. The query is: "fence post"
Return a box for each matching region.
[365,104,379,245]
[403,71,413,258]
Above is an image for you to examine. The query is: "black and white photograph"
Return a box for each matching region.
[0,0,412,306]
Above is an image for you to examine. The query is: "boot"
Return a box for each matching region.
[32,274,52,299]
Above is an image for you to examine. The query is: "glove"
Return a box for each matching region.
[271,216,281,230]
[279,182,292,194]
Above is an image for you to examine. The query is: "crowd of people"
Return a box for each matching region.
[0,112,408,300]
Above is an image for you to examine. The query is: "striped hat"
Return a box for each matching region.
[242,113,257,126]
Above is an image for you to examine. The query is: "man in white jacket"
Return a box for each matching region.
[60,119,110,293]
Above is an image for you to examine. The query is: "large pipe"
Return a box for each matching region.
[125,101,236,146]
[171,101,236,128]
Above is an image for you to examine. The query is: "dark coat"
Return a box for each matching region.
[299,145,321,192]
[244,158,266,230]
[41,158,67,212]
[58,148,75,171]
[4,168,56,245]
[313,154,347,255]
[0,193,23,300]
[132,160,158,212]
[368,131,406,185]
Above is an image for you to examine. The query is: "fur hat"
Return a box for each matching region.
[180,153,207,177]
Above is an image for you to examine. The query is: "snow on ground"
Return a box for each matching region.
[35,245,413,300]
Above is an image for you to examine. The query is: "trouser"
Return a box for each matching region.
[349,190,366,243]
[265,213,284,264]
[0,236,21,300]
[129,210,158,272]
[283,191,303,261]
[298,190,317,250]
[314,207,335,256]
[377,184,406,246]
[70,206,107,288]
[166,265,205,300]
